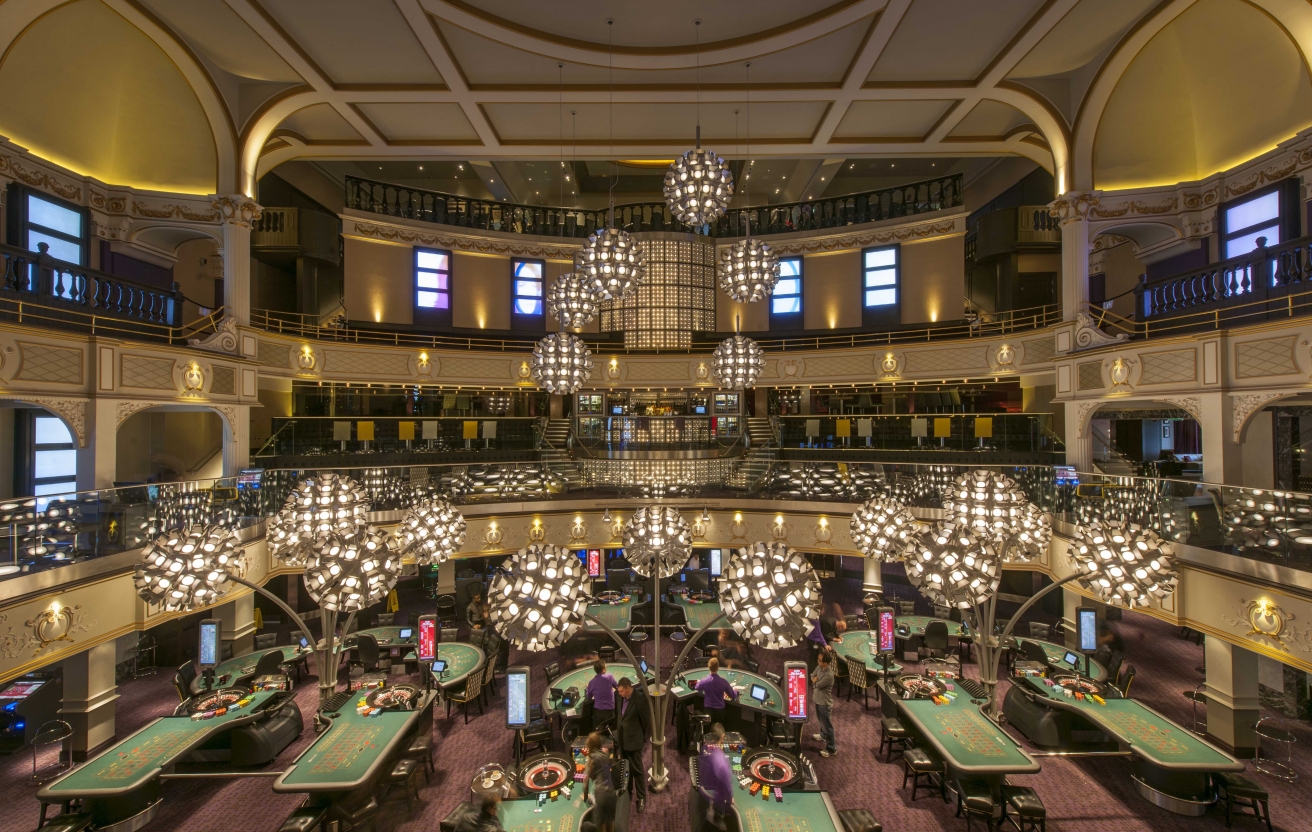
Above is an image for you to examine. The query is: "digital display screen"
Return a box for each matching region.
[694,405,707,414]
[1053,465,1078,486]
[750,684,767,702]
[878,608,896,653]
[639,659,649,675]
[399,628,413,640]
[1064,651,1080,667]
[417,616,437,663]
[432,660,447,674]
[709,549,722,577]
[237,468,263,490]
[1078,608,1098,652]
[506,667,530,729]
[300,637,309,649]
[588,549,603,578]
[784,662,808,721]
[0,680,45,699]
[198,620,220,669]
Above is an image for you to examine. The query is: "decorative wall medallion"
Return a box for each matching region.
[296,346,317,373]
[1108,357,1135,390]
[729,517,748,543]
[695,362,709,381]
[879,354,899,378]
[528,521,546,543]
[483,524,504,549]
[568,517,588,543]
[21,604,95,656]
[1073,312,1129,350]
[518,361,532,380]
[781,360,801,379]
[187,318,238,354]
[771,520,791,542]
[995,344,1015,369]
[416,353,433,376]
[813,521,833,546]
[609,516,625,542]
[1221,598,1311,653]
[181,362,205,394]
[606,361,621,381]
[691,517,709,541]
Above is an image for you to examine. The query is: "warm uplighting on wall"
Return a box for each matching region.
[734,512,743,523]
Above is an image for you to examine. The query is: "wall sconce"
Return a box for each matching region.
[182,362,204,393]
[416,352,432,375]
[602,508,612,524]
[701,508,711,523]
[734,512,743,523]
[297,346,316,372]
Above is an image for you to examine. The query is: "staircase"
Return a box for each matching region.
[727,417,778,490]
[539,418,585,487]
[747,416,775,448]
[1091,424,1139,475]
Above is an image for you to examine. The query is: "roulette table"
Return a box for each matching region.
[733,790,844,832]
[1009,675,1243,814]
[38,690,283,828]
[499,793,587,832]
[895,616,968,638]
[190,645,308,694]
[543,663,653,717]
[352,626,414,646]
[583,595,636,634]
[829,631,902,675]
[673,668,785,718]
[742,747,803,790]
[892,674,948,700]
[365,684,421,710]
[516,752,575,793]
[187,687,250,714]
[888,680,1039,778]
[274,689,437,794]
[1013,638,1108,681]
[428,642,486,689]
[670,596,731,631]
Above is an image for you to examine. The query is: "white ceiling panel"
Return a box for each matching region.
[141,0,301,82]
[482,101,828,143]
[947,100,1032,138]
[354,103,480,142]
[259,0,444,85]
[832,100,955,139]
[1009,0,1160,79]
[277,103,365,142]
[867,0,1046,83]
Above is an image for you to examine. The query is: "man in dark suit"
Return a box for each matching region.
[613,677,650,813]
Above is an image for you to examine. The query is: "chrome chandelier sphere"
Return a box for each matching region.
[546,272,598,330]
[134,525,239,612]
[268,473,371,565]
[850,496,921,562]
[905,522,1000,609]
[1225,488,1312,556]
[398,496,467,566]
[711,335,765,390]
[530,332,594,394]
[1069,518,1178,608]
[942,469,1051,562]
[487,544,586,652]
[719,542,822,649]
[622,505,692,578]
[664,146,734,226]
[361,468,407,510]
[304,525,400,613]
[575,227,646,301]
[719,237,779,303]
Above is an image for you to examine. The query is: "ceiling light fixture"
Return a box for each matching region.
[712,329,765,391]
[530,331,594,394]
[664,19,733,229]
[719,68,779,305]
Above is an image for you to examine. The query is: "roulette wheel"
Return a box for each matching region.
[688,589,715,603]
[366,684,420,710]
[516,752,574,793]
[595,590,622,605]
[742,747,802,790]
[1049,674,1114,699]
[188,687,247,714]
[894,674,947,700]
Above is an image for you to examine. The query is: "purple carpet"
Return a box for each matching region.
[5,580,1310,832]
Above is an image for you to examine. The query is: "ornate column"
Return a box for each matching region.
[62,642,119,761]
[216,404,251,477]
[1063,401,1095,473]
[75,399,115,492]
[1204,638,1260,755]
[210,195,262,328]
[1049,192,1100,322]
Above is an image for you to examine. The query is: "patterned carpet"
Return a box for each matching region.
[5,579,1311,832]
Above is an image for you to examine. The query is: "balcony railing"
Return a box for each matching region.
[344,172,963,240]
[258,416,541,461]
[0,242,184,328]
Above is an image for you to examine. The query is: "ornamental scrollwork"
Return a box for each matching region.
[1160,396,1202,424]
[1221,598,1312,654]
[1072,312,1128,350]
[133,202,221,223]
[1075,401,1103,438]
[16,604,97,657]
[211,196,263,228]
[1231,392,1290,442]
[188,317,239,354]
[0,397,86,447]
[1048,192,1100,223]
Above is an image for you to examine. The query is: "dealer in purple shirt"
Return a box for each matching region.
[584,659,617,726]
[698,722,735,816]
[694,658,739,710]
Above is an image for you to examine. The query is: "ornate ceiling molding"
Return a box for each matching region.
[345,218,580,260]
[1231,391,1295,443]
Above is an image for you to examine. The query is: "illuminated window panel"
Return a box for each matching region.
[414,247,451,312]
[511,258,546,328]
[862,245,899,309]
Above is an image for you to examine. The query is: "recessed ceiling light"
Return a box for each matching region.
[418,165,423,170]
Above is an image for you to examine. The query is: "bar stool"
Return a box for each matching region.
[1000,785,1046,832]
[955,779,999,832]
[901,747,945,801]
[30,720,72,783]
[1182,684,1207,735]
[1214,772,1273,832]
[1253,717,1297,781]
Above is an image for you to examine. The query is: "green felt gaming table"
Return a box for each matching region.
[671,597,731,631]
[583,597,636,633]
[39,690,284,801]
[673,668,786,718]
[352,626,414,647]
[192,646,309,693]
[1014,638,1108,681]
[428,642,485,689]
[734,790,843,832]
[895,686,1040,776]
[273,690,436,794]
[499,793,586,832]
[543,663,654,717]
[896,616,968,637]
[829,630,903,676]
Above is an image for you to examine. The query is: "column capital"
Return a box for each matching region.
[209,194,263,228]
[1048,191,1102,224]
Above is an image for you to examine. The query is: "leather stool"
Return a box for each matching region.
[440,801,475,832]
[837,808,883,832]
[901,747,946,802]
[1000,785,1046,832]
[278,802,330,832]
[879,717,912,762]
[1214,772,1273,832]
[955,779,998,832]
[330,793,379,832]
[404,731,435,779]
[378,758,423,814]
[37,814,92,832]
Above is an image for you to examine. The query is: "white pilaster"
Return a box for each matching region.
[1049,192,1100,322]
[863,557,883,597]
[1197,391,1241,486]
[1204,638,1261,753]
[210,195,262,328]
[61,642,119,761]
[222,404,251,477]
[216,593,256,656]
[1063,404,1093,473]
[75,398,118,491]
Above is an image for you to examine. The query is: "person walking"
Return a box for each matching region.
[811,650,836,757]
[698,723,735,829]
[581,732,617,832]
[614,677,651,813]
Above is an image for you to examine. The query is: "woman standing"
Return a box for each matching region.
[581,732,617,832]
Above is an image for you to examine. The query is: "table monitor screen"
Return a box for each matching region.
[588,549,603,578]
[683,569,710,592]
[432,660,447,674]
[198,619,221,669]
[300,637,309,649]
[506,667,530,729]
[1078,608,1098,652]
[639,659,649,675]
[709,549,722,577]
[0,680,45,699]
[749,684,767,702]
[784,661,808,721]
[1063,651,1080,667]
[878,607,896,653]
[417,616,436,663]
[399,628,413,641]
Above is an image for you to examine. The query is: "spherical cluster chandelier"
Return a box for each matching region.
[303,526,400,613]
[719,237,779,303]
[267,473,371,565]
[1069,518,1178,608]
[719,542,822,649]
[892,466,958,507]
[1072,478,1160,531]
[712,335,765,390]
[665,144,733,227]
[148,487,237,534]
[942,469,1051,563]
[487,544,586,652]
[546,272,598,330]
[361,468,408,510]
[447,464,565,501]
[850,496,921,561]
[575,227,646,302]
[622,505,692,578]
[1224,489,1312,556]
[905,522,1000,609]
[530,332,594,395]
[134,525,240,612]
[398,496,467,565]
